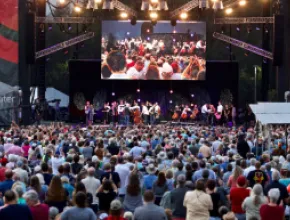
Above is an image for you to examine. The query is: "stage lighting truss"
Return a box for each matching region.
[170,0,198,18]
[214,17,274,24]
[141,0,169,11]
[213,32,273,60]
[36,32,95,59]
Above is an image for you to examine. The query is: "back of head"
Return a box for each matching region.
[272,170,280,181]
[4,190,17,204]
[268,188,280,203]
[195,179,205,191]
[74,192,87,208]
[23,190,39,204]
[143,190,155,203]
[49,207,59,220]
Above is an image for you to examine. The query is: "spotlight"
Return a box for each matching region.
[191,103,194,107]
[141,0,149,10]
[147,29,150,33]
[87,0,99,9]
[82,24,87,33]
[221,25,225,34]
[127,32,130,35]
[60,24,65,33]
[191,94,195,97]
[95,0,102,3]
[173,38,176,42]
[112,92,115,96]
[74,5,82,13]
[158,0,168,10]
[191,33,194,37]
[236,25,240,32]
[239,0,246,6]
[225,8,233,15]
[151,20,157,26]
[169,100,173,104]
[147,37,150,40]
[39,24,45,33]
[59,0,65,4]
[264,24,269,33]
[213,0,223,10]
[256,26,260,31]
[151,0,159,3]
[150,11,158,19]
[130,16,137,26]
[171,19,177,27]
[68,24,72,31]
[137,89,140,93]
[137,99,141,102]
[173,30,176,34]
[120,12,128,18]
[199,0,210,9]
[102,0,114,9]
[169,90,173,94]
[180,12,188,20]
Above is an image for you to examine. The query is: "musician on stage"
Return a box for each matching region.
[149,102,160,125]
[118,100,125,125]
[103,102,111,125]
[181,105,191,122]
[201,103,209,124]
[124,102,131,126]
[85,101,93,126]
[216,101,223,125]
[141,102,149,124]
[208,104,216,125]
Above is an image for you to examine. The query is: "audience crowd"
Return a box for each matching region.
[0,122,290,220]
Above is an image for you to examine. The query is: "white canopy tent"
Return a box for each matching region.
[250,103,290,125]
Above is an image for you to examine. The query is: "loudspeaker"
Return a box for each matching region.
[273,15,284,66]
[26,12,36,64]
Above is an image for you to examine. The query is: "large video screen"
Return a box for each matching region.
[101,20,206,80]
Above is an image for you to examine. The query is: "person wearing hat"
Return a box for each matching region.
[229,176,250,220]
[102,199,127,220]
[144,164,158,190]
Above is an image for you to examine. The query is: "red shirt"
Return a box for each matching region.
[29,203,49,220]
[0,167,6,182]
[230,187,250,214]
[260,204,284,220]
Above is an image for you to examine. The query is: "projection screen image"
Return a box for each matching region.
[101,20,206,80]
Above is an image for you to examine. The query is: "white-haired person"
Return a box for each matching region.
[242,184,267,220]
[23,190,49,220]
[260,188,284,220]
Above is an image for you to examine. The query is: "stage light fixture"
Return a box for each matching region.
[40,24,45,33]
[169,90,173,94]
[213,0,223,10]
[74,5,82,13]
[150,0,159,3]
[158,0,168,10]
[120,12,128,18]
[68,24,72,31]
[256,26,260,31]
[264,24,269,33]
[59,0,65,4]
[199,0,210,9]
[147,29,150,33]
[236,25,240,32]
[137,89,140,93]
[180,12,188,20]
[169,100,173,104]
[127,32,130,35]
[190,33,194,37]
[221,25,225,34]
[95,0,102,3]
[150,11,158,19]
[239,0,246,6]
[191,94,195,97]
[130,16,137,26]
[171,19,177,27]
[87,0,99,9]
[82,24,87,33]
[141,0,149,10]
[102,0,114,9]
[225,8,233,15]
[112,92,115,96]
[137,99,141,102]
[147,37,150,40]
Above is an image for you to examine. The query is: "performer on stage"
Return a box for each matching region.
[85,101,93,126]
[118,100,125,124]
[124,102,131,126]
[172,105,181,121]
[111,101,118,125]
[54,100,61,121]
[149,102,160,125]
[215,101,223,125]
[141,102,149,124]
[181,105,191,122]
[201,103,209,124]
[103,102,111,125]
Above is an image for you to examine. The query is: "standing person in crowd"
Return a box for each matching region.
[260,189,284,220]
[153,171,168,205]
[242,184,267,220]
[237,134,250,159]
[0,169,14,194]
[23,190,49,220]
[61,192,97,220]
[0,190,33,220]
[229,176,250,220]
[183,179,213,220]
[206,179,221,220]
[134,190,167,220]
[123,173,143,213]
[247,162,268,188]
[115,156,130,200]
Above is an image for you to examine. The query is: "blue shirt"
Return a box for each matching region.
[192,169,216,182]
[144,174,157,190]
[0,179,14,194]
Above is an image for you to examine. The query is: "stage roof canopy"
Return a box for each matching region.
[250,103,290,124]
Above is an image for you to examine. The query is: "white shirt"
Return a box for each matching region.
[126,67,145,80]
[217,105,223,113]
[155,105,160,113]
[109,73,129,80]
[244,165,255,177]
[201,104,208,114]
[129,146,146,159]
[118,105,125,114]
[182,108,191,115]
[115,163,130,195]
[142,105,149,115]
[13,168,29,184]
[82,176,101,204]
[51,156,65,175]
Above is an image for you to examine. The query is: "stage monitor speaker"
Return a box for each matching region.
[273,15,284,66]
[26,12,36,64]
